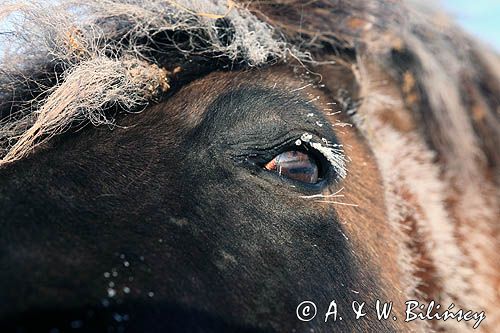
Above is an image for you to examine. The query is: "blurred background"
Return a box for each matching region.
[441,0,500,51]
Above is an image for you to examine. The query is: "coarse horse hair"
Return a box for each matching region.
[0,1,498,331]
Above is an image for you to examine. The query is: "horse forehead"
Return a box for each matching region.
[158,68,309,129]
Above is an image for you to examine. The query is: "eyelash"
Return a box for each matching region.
[304,140,348,181]
[288,133,348,181]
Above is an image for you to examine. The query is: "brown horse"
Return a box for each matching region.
[0,1,498,332]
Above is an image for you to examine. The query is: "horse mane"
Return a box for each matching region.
[0,0,308,165]
[0,1,498,174]
[1,1,499,330]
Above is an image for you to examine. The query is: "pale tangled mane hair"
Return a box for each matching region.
[0,0,313,164]
[0,0,499,331]
[0,1,498,173]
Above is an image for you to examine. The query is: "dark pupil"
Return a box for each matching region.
[268,151,319,183]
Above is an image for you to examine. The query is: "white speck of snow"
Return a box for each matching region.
[300,133,313,142]
[113,313,123,322]
[107,288,116,298]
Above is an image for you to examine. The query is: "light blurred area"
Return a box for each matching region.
[441,0,500,51]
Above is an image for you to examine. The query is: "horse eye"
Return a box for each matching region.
[264,151,319,183]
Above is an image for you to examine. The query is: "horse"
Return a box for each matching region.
[0,1,498,332]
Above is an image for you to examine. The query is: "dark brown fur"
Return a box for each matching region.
[0,1,498,332]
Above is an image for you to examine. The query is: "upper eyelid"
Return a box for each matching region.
[230,128,335,150]
[228,132,304,156]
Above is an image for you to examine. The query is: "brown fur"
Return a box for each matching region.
[0,1,498,331]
